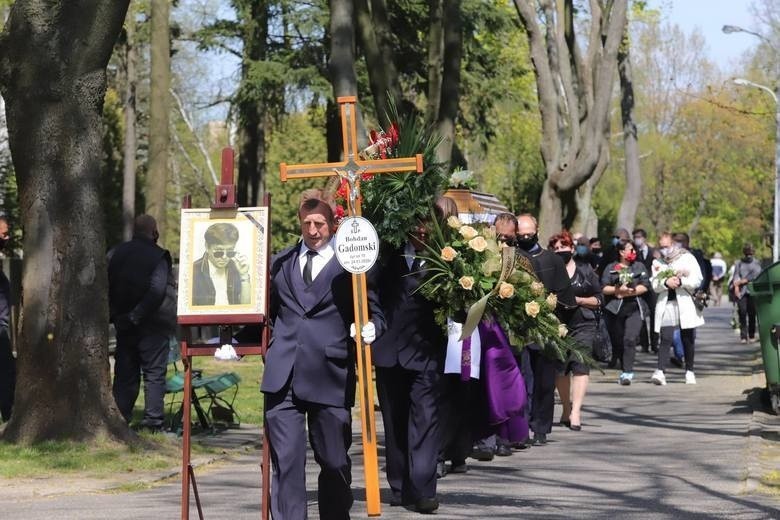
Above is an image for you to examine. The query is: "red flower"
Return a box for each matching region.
[335,205,346,219]
[336,178,349,200]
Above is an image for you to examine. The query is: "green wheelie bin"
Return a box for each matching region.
[749,261,780,414]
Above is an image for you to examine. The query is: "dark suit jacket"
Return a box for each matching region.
[192,255,243,306]
[260,243,385,408]
[371,248,445,372]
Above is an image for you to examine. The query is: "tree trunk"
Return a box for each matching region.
[146,0,170,244]
[328,0,367,156]
[0,0,132,444]
[237,1,269,206]
[425,0,444,126]
[435,0,462,169]
[122,10,137,242]
[616,29,641,232]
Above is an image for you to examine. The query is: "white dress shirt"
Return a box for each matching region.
[299,241,335,282]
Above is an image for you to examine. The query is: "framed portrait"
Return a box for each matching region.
[177,207,269,321]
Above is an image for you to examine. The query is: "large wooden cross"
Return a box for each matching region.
[280,96,422,517]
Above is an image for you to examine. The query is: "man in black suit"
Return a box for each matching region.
[633,228,657,353]
[372,219,445,514]
[261,191,385,520]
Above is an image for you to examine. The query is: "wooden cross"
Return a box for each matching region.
[280,96,422,517]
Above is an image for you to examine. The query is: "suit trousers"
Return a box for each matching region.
[265,381,353,520]
[112,332,168,427]
[439,375,478,464]
[528,348,556,435]
[375,364,441,502]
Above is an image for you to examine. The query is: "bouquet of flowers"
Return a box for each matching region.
[415,215,590,363]
[448,169,478,190]
[613,264,635,285]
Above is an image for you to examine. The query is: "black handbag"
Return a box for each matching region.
[592,309,613,362]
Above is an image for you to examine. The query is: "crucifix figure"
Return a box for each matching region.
[280,96,422,516]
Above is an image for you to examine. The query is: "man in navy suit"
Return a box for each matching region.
[261,191,384,520]
[372,218,445,514]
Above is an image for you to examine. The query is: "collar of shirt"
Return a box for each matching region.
[207,260,230,305]
[404,241,424,270]
[299,241,335,281]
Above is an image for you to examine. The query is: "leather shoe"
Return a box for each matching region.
[415,497,439,514]
[469,448,494,461]
[569,424,582,431]
[495,444,513,457]
[532,433,547,446]
[449,460,468,473]
[559,419,571,428]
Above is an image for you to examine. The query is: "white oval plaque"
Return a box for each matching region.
[334,216,380,274]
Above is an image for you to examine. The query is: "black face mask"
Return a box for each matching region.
[0,237,7,250]
[591,247,602,256]
[516,234,538,251]
[555,251,573,264]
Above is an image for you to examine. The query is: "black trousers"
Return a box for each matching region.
[112,332,169,427]
[439,374,478,464]
[265,380,353,520]
[375,364,440,502]
[528,348,556,435]
[737,295,757,340]
[0,330,15,422]
[606,310,642,372]
[658,326,695,372]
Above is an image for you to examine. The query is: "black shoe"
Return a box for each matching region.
[390,493,403,507]
[469,448,494,461]
[495,444,513,457]
[606,359,617,369]
[436,460,447,479]
[559,419,571,428]
[670,357,683,368]
[449,460,468,474]
[569,424,582,431]
[532,433,547,446]
[416,497,439,514]
[511,440,530,450]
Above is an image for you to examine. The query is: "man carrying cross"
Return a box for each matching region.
[260,189,385,519]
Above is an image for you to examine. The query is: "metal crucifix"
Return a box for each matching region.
[280,96,422,516]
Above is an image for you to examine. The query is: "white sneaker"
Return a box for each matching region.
[651,369,667,386]
[685,371,697,384]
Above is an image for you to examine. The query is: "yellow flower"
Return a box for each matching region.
[459,276,475,290]
[459,226,478,240]
[440,246,458,262]
[447,216,463,229]
[481,255,501,276]
[498,282,515,299]
[468,236,488,252]
[525,301,541,318]
[546,292,557,309]
[558,323,568,337]
[519,271,531,283]
[531,281,545,296]
[483,227,496,240]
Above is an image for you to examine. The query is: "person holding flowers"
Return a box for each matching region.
[649,232,704,386]
[371,215,445,514]
[548,231,602,431]
[601,240,650,385]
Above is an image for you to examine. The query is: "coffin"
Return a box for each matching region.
[442,188,510,224]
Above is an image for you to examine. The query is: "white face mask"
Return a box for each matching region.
[634,237,645,248]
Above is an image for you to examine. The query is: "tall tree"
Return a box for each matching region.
[146,0,171,244]
[122,6,138,241]
[434,0,462,169]
[0,0,132,443]
[513,0,628,239]
[615,24,641,232]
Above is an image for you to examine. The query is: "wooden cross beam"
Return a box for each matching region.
[280,96,422,517]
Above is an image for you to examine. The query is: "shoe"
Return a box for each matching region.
[569,424,582,431]
[685,370,697,384]
[670,357,683,368]
[390,493,404,507]
[449,460,468,474]
[749,336,757,343]
[740,338,748,344]
[619,372,634,385]
[532,433,547,446]
[607,359,617,369]
[651,369,667,386]
[469,448,494,462]
[495,444,513,457]
[415,497,439,514]
[511,440,530,450]
[559,419,571,428]
[436,460,447,478]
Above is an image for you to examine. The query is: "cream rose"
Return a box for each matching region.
[468,236,488,252]
[447,216,463,229]
[558,323,568,338]
[530,281,545,296]
[459,226,478,240]
[525,301,541,318]
[498,282,515,299]
[459,276,475,290]
[440,246,458,262]
[546,292,557,309]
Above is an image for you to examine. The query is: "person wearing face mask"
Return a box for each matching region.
[633,229,658,354]
[0,215,15,422]
[587,237,603,270]
[108,214,177,431]
[601,241,650,385]
[649,232,704,385]
[730,244,762,344]
[597,228,631,277]
[549,231,602,431]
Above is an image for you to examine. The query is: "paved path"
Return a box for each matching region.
[3,307,779,519]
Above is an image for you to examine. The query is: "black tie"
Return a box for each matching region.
[410,257,421,274]
[303,250,317,285]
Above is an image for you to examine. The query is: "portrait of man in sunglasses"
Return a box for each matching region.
[192,222,251,306]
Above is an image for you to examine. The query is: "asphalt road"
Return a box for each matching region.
[2,307,779,519]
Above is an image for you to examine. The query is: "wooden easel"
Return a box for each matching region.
[178,148,272,520]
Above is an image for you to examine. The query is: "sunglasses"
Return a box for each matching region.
[211,250,237,259]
